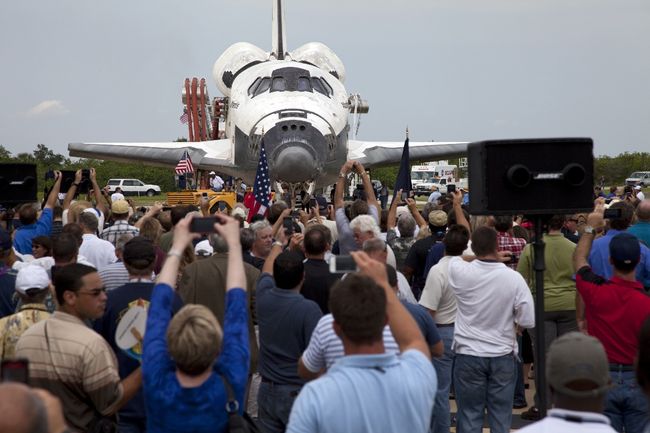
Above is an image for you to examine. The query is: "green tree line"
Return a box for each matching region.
[0,144,178,192]
[1,144,647,192]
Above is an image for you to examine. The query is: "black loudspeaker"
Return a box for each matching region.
[0,163,38,206]
[467,138,594,215]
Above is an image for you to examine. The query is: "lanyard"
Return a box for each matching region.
[549,412,608,424]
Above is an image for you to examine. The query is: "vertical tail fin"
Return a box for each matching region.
[271,0,286,60]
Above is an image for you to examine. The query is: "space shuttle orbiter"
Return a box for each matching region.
[69,0,467,190]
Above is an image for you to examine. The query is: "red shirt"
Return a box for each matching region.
[576,266,650,364]
[496,231,527,270]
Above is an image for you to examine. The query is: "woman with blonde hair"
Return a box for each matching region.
[142,213,249,432]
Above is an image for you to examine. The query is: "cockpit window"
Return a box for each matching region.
[250,69,332,98]
[297,77,311,92]
[252,77,271,97]
[320,78,333,96]
[271,77,287,92]
[311,77,327,96]
[248,77,262,96]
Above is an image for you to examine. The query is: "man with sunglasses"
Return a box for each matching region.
[562,214,581,243]
[16,263,142,432]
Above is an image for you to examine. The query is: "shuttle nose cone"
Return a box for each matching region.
[274,146,318,183]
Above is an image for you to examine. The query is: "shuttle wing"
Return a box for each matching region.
[347,140,468,167]
[68,140,237,173]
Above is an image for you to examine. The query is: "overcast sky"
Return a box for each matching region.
[1,0,649,158]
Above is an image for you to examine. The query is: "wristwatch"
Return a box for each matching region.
[583,225,594,234]
[272,241,284,248]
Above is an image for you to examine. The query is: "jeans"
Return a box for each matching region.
[605,368,649,433]
[513,336,526,407]
[453,353,516,433]
[258,381,302,433]
[528,309,577,409]
[431,325,455,433]
[117,417,146,433]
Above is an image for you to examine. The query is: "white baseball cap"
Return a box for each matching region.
[15,265,50,295]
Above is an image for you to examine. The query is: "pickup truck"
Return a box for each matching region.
[625,171,650,187]
[414,178,468,197]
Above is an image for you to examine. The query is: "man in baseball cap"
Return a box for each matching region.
[0,264,51,359]
[518,332,616,432]
[574,209,650,431]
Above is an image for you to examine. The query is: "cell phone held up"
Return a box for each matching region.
[1,359,29,384]
[447,184,456,193]
[603,208,622,219]
[190,217,218,233]
[329,255,357,274]
[283,217,294,235]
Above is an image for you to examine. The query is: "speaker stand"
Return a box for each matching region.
[533,215,547,417]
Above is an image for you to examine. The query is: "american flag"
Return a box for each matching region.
[179,109,189,124]
[175,150,194,174]
[245,141,271,221]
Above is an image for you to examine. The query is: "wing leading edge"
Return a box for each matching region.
[347,140,468,167]
[68,140,240,177]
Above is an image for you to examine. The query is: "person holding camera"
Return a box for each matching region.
[574,208,650,432]
[13,170,61,255]
[142,213,250,432]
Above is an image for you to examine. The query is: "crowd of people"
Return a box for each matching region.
[0,162,649,433]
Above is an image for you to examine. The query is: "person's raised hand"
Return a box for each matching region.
[74,169,82,184]
[214,213,242,248]
[406,197,418,209]
[452,190,463,206]
[171,214,200,251]
[351,251,389,289]
[53,170,62,182]
[89,167,97,182]
[497,250,513,263]
[586,211,605,232]
[289,233,304,252]
[593,197,606,214]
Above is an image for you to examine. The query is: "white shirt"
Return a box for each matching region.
[637,190,645,201]
[419,256,457,325]
[517,408,616,433]
[210,175,224,189]
[301,314,400,372]
[62,207,106,235]
[447,257,535,357]
[397,271,417,304]
[79,234,117,270]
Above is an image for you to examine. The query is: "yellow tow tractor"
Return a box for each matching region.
[166,189,237,213]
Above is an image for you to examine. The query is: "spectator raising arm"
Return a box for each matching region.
[386,190,400,231]
[406,197,428,229]
[135,201,163,229]
[353,161,379,211]
[351,251,431,360]
[89,168,108,216]
[451,190,471,233]
[334,160,355,210]
[62,169,82,211]
[45,170,62,209]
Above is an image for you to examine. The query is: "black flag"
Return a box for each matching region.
[392,137,412,201]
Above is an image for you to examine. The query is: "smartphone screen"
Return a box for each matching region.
[1,359,29,384]
[309,198,317,209]
[329,255,357,273]
[401,192,408,202]
[447,184,456,193]
[283,217,294,235]
[190,217,217,233]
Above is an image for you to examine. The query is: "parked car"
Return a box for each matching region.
[625,171,650,187]
[106,179,161,197]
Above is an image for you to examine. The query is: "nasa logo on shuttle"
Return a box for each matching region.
[231,101,240,109]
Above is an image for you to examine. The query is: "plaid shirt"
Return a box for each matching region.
[100,220,140,246]
[496,231,527,270]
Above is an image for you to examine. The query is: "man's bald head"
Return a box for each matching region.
[0,383,48,433]
[637,200,650,222]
